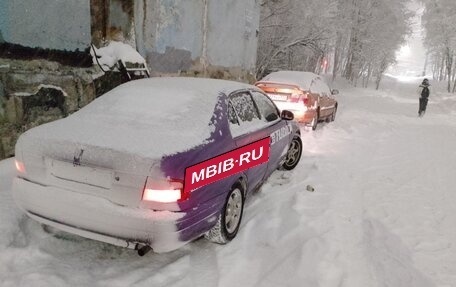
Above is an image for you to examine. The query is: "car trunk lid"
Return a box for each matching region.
[17,119,166,208]
[255,82,308,104]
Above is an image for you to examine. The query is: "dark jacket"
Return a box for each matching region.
[418,85,430,99]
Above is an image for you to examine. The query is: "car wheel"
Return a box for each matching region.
[331,107,337,122]
[281,136,303,170]
[311,112,319,130]
[205,183,244,244]
[325,114,331,123]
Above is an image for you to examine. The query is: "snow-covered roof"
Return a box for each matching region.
[258,71,320,91]
[23,77,254,159]
[79,77,251,120]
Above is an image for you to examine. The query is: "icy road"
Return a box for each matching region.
[1,76,456,287]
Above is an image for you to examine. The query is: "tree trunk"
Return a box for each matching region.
[375,74,382,90]
[376,58,389,90]
[423,52,429,77]
[332,34,342,82]
[365,63,373,88]
[445,47,453,92]
[452,76,456,93]
[439,55,445,82]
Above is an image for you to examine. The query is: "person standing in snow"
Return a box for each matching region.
[418,78,430,117]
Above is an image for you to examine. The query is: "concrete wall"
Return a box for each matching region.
[0,1,8,43]
[134,0,204,73]
[135,0,260,74]
[207,0,259,70]
[0,58,100,159]
[108,0,135,46]
[0,0,91,51]
[0,81,4,117]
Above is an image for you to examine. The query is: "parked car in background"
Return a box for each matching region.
[12,77,302,255]
[255,71,338,130]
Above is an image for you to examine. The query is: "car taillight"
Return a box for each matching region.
[291,92,300,99]
[15,159,26,174]
[142,177,185,203]
[299,94,309,105]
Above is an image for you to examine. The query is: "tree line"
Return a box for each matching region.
[421,0,456,92]
[256,0,411,89]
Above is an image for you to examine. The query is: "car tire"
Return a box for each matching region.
[281,136,303,170]
[325,115,331,123]
[331,107,337,122]
[311,110,319,131]
[205,183,244,244]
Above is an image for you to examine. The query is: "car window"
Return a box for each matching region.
[311,78,331,97]
[229,92,260,123]
[229,91,266,137]
[251,91,279,123]
[228,102,239,125]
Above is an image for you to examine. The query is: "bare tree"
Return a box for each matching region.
[421,0,456,92]
[257,0,410,89]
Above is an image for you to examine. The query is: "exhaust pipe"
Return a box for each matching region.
[137,244,152,256]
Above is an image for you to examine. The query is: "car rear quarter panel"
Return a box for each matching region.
[159,95,243,241]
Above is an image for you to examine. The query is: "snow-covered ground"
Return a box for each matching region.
[1,76,456,286]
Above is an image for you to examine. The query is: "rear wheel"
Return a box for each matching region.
[310,115,318,130]
[205,183,244,244]
[310,109,319,130]
[281,136,302,170]
[331,107,337,122]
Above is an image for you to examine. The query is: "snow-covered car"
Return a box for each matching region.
[12,77,302,255]
[255,71,338,130]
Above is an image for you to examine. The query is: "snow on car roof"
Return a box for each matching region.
[25,77,254,159]
[80,77,252,121]
[258,71,320,91]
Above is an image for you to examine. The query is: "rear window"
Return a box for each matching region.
[310,78,331,96]
[256,83,304,96]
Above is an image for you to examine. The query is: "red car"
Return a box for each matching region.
[256,71,338,130]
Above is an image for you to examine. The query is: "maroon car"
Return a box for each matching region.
[256,71,338,130]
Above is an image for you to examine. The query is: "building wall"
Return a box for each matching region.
[0,0,91,51]
[0,1,7,43]
[207,0,259,70]
[134,0,204,73]
[134,0,260,75]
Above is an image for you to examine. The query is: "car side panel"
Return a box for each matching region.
[232,129,270,193]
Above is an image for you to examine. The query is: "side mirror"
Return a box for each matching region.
[331,89,339,95]
[280,110,294,121]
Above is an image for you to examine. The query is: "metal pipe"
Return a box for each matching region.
[137,244,152,256]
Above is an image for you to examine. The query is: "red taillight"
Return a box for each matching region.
[142,177,185,203]
[299,94,309,105]
[143,188,181,203]
[15,160,26,174]
[290,92,300,102]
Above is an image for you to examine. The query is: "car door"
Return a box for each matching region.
[228,91,270,191]
[250,91,290,177]
[311,78,330,117]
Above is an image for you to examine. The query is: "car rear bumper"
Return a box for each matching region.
[292,110,316,124]
[12,177,191,253]
[274,102,316,124]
